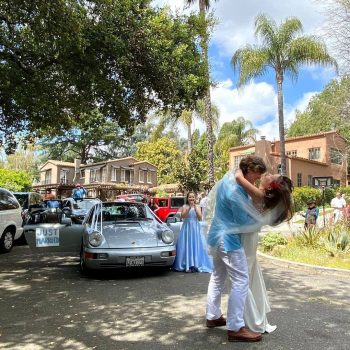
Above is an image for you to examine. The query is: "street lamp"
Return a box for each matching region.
[313,176,333,227]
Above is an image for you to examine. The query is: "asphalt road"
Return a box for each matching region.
[0,246,349,350]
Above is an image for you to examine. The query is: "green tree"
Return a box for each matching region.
[232,14,337,174]
[135,137,183,185]
[175,147,205,193]
[0,168,32,192]
[287,77,350,141]
[38,109,144,164]
[0,145,41,182]
[150,100,218,154]
[186,0,218,186]
[0,0,207,151]
[215,117,258,178]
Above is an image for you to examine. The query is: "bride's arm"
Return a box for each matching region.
[235,169,264,202]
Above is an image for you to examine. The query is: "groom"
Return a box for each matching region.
[205,155,266,342]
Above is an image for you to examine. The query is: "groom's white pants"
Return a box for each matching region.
[206,246,249,331]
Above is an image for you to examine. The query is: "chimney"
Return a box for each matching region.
[73,158,81,183]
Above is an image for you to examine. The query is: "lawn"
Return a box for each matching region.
[260,245,350,270]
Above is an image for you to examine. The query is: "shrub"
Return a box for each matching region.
[293,226,322,247]
[292,186,335,211]
[319,224,350,256]
[260,232,287,252]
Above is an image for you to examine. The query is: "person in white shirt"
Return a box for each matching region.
[330,192,346,223]
[199,192,208,221]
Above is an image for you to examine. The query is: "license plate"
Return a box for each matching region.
[35,228,60,247]
[125,256,145,267]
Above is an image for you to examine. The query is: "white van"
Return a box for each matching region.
[0,188,23,252]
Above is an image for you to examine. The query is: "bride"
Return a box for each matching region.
[235,170,293,333]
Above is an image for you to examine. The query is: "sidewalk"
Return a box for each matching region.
[260,210,333,237]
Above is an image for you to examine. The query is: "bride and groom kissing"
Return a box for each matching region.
[205,155,293,342]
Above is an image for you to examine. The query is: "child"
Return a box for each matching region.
[302,199,319,229]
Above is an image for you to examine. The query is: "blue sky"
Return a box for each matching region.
[152,0,338,140]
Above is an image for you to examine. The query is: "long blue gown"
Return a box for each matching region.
[172,207,212,272]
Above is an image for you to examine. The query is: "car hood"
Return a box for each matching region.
[72,209,88,216]
[101,221,160,248]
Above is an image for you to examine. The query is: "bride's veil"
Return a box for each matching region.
[205,169,279,245]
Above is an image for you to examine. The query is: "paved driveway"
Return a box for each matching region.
[0,246,349,350]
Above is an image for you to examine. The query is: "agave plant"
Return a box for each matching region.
[320,224,350,257]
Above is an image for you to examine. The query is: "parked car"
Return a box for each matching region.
[13,192,43,241]
[25,199,64,225]
[166,211,209,239]
[152,196,186,222]
[24,201,177,275]
[0,188,24,252]
[61,197,101,224]
[115,194,145,202]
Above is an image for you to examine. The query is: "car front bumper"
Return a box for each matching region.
[83,245,176,269]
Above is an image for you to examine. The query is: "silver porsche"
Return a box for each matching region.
[24,201,176,274]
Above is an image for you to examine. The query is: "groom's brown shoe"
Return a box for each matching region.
[228,327,262,342]
[206,315,226,328]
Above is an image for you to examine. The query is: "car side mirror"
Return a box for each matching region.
[61,217,72,226]
[166,217,176,224]
[62,206,71,212]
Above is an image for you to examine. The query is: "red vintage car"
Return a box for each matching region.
[152,196,186,222]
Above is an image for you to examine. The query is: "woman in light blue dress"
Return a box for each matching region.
[173,192,212,273]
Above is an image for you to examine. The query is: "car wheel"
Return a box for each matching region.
[16,232,28,246]
[79,247,91,276]
[0,229,14,253]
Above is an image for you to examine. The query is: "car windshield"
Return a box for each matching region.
[73,199,99,210]
[100,202,151,221]
[13,194,28,208]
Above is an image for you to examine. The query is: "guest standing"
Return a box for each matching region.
[173,192,212,273]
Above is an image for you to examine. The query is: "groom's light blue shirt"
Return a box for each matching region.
[207,172,258,252]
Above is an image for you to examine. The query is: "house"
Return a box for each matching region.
[229,131,348,187]
[33,157,158,199]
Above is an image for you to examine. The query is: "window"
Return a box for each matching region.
[60,170,69,184]
[102,168,107,182]
[333,179,340,187]
[44,169,52,184]
[121,169,125,182]
[111,168,117,181]
[286,150,297,157]
[330,148,343,165]
[139,170,144,183]
[307,175,313,186]
[80,169,85,178]
[147,171,152,184]
[297,173,302,187]
[90,169,99,182]
[233,155,245,168]
[0,189,20,210]
[308,147,320,160]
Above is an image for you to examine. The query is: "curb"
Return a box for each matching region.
[257,251,350,277]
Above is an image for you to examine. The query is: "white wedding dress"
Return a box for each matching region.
[241,231,276,333]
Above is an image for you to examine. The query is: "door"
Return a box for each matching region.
[24,220,84,253]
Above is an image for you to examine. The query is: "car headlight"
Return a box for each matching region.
[161,230,174,244]
[88,231,104,247]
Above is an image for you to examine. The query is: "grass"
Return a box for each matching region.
[259,243,350,270]
[260,226,350,270]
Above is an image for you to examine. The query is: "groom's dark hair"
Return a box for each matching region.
[239,156,266,175]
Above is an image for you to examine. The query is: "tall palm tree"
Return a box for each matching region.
[150,100,219,155]
[186,0,218,186]
[231,14,337,175]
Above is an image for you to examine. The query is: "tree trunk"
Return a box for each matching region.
[276,71,286,175]
[187,123,192,154]
[199,1,215,187]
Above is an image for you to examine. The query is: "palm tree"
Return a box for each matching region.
[231,14,337,175]
[186,0,218,186]
[215,117,258,177]
[149,100,219,155]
